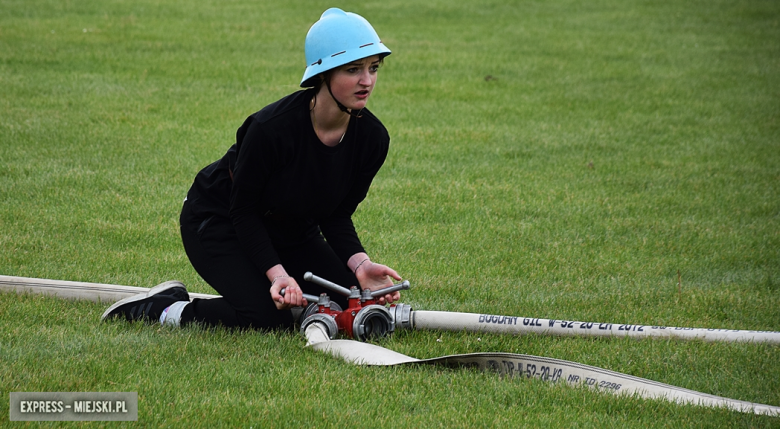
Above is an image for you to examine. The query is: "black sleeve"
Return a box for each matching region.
[228,117,289,274]
[319,133,390,265]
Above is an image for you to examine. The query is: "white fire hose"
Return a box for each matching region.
[407,310,780,343]
[303,324,780,416]
[2,274,779,416]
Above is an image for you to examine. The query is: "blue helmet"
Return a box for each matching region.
[300,8,391,88]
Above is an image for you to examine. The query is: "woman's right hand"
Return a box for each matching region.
[269,275,307,310]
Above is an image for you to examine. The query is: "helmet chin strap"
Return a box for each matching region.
[325,78,363,118]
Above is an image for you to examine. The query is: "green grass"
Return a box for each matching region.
[1,0,779,427]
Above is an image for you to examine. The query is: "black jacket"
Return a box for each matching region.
[185,89,390,274]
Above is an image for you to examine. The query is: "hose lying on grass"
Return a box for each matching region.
[303,323,780,417]
[2,274,779,416]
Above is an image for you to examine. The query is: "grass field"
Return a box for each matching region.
[1,0,779,427]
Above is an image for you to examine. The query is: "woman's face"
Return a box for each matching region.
[327,55,381,111]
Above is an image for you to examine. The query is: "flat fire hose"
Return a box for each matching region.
[2,274,779,416]
[303,324,780,417]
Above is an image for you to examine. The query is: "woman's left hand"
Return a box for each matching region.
[355,260,402,305]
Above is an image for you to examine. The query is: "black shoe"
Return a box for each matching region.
[101,281,190,323]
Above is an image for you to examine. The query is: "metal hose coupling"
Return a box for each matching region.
[387,303,413,330]
[301,294,343,321]
[299,272,413,341]
[352,305,394,342]
[300,314,339,340]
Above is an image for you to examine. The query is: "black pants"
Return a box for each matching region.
[179,201,358,330]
